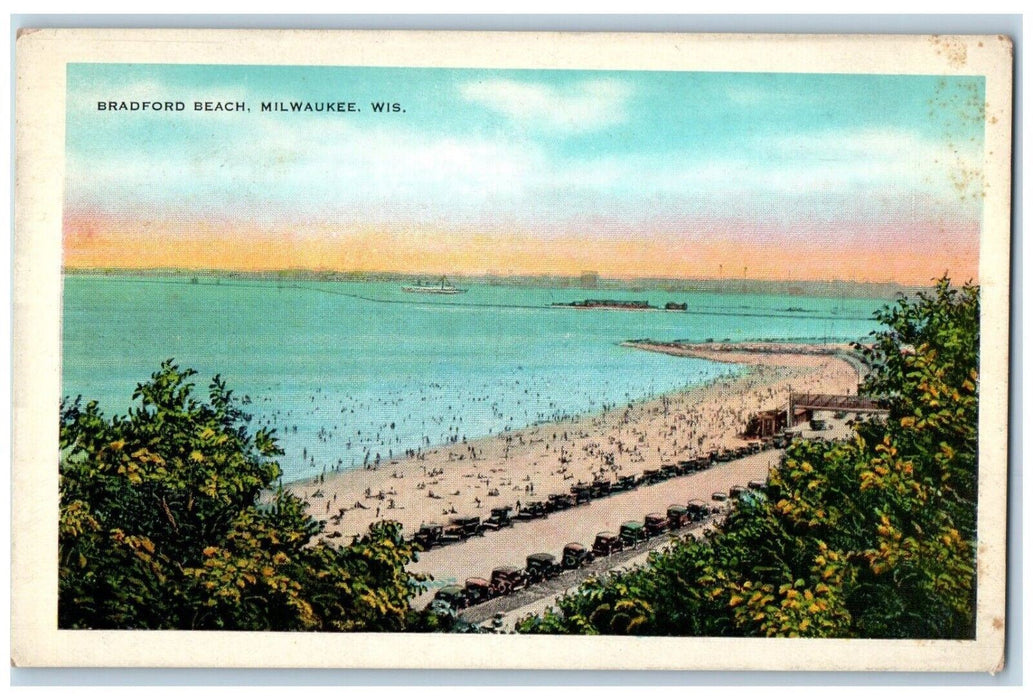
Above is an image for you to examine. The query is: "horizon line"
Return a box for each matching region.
[61,265,952,289]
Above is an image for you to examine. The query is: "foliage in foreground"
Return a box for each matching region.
[516,278,979,638]
[59,361,426,630]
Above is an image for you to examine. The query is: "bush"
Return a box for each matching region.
[59,360,426,630]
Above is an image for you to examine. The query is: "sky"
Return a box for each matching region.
[62,64,985,284]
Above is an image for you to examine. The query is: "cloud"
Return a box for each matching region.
[64,116,547,228]
[770,127,982,167]
[64,97,981,239]
[458,78,631,134]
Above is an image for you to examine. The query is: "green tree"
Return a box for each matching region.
[855,277,979,539]
[59,360,426,630]
[518,277,978,638]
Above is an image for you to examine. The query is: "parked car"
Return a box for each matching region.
[463,577,493,606]
[440,524,464,544]
[592,531,624,557]
[641,469,662,485]
[515,500,548,521]
[591,478,612,498]
[644,512,669,537]
[747,479,766,491]
[615,474,640,491]
[413,522,443,549]
[614,474,638,492]
[619,520,648,546]
[562,542,595,569]
[715,450,733,463]
[729,485,746,499]
[430,584,467,611]
[450,515,483,538]
[711,491,729,502]
[570,484,593,505]
[686,499,709,522]
[490,566,528,596]
[547,493,575,511]
[525,552,562,583]
[667,504,690,529]
[481,506,514,531]
[659,464,678,480]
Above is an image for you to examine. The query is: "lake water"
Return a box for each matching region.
[62,275,885,482]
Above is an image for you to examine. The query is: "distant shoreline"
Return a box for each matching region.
[62,274,882,322]
[622,339,856,358]
[622,339,871,379]
[61,267,921,300]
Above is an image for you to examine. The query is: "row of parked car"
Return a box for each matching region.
[427,481,767,613]
[411,437,784,552]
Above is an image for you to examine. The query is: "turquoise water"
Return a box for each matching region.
[62,276,884,482]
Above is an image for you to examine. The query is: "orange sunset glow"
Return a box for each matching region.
[63,214,979,286]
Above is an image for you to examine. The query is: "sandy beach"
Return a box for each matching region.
[285,342,860,546]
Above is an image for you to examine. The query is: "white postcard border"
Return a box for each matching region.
[12,29,1013,671]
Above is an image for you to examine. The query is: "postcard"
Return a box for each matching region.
[12,29,1012,671]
